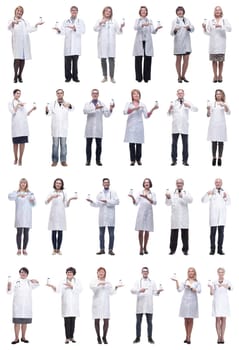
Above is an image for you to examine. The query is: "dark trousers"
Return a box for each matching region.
[16,228,29,249]
[86,138,102,163]
[65,55,79,80]
[170,228,189,253]
[136,313,153,339]
[210,226,224,253]
[212,141,224,158]
[101,57,115,78]
[64,317,76,339]
[135,41,152,82]
[99,226,115,250]
[171,133,188,163]
[129,143,142,162]
[52,230,63,250]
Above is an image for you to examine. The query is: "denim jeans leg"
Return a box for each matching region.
[52,137,59,163]
[99,227,105,250]
[108,226,115,250]
[60,137,67,162]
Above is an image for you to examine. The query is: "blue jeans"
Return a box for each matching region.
[99,226,114,250]
[136,313,153,338]
[52,137,67,163]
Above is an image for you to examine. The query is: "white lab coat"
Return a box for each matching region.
[8,100,29,138]
[94,19,121,58]
[48,101,74,137]
[8,191,36,228]
[207,102,230,142]
[83,101,111,138]
[201,189,230,226]
[91,189,119,226]
[212,279,232,317]
[131,278,158,314]
[123,102,148,143]
[9,278,39,318]
[8,19,37,59]
[169,100,198,134]
[134,191,157,232]
[170,17,194,55]
[46,191,68,230]
[133,17,156,56]
[205,18,231,54]
[166,190,193,229]
[57,278,82,317]
[90,279,115,319]
[59,18,85,56]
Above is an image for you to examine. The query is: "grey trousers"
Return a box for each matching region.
[101,57,115,78]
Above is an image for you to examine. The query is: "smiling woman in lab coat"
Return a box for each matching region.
[8,178,36,256]
[90,267,122,344]
[47,267,82,344]
[7,267,39,344]
[45,178,77,255]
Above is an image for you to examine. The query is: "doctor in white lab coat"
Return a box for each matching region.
[83,89,113,166]
[54,6,85,82]
[47,267,82,344]
[46,89,74,166]
[8,5,43,82]
[87,178,119,255]
[94,6,123,83]
[168,89,198,166]
[202,178,230,255]
[7,267,39,344]
[131,267,162,344]
[166,178,193,255]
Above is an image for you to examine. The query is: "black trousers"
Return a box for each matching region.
[170,228,189,253]
[64,317,76,339]
[86,138,102,163]
[135,41,152,82]
[171,133,188,163]
[129,143,142,162]
[210,226,224,253]
[136,313,153,338]
[212,141,224,158]
[16,228,29,249]
[65,55,79,80]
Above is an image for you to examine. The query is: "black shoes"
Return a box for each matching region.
[96,161,103,166]
[182,77,189,83]
[65,79,71,82]
[137,160,142,165]
[209,251,215,255]
[133,337,140,343]
[218,251,225,255]
[183,162,189,166]
[11,340,19,344]
[169,251,175,255]
[97,337,102,344]
[85,161,91,166]
[148,338,155,344]
[144,249,148,254]
[102,337,108,344]
[96,250,105,255]
[171,161,177,166]
[108,250,115,255]
[73,79,80,82]
[183,251,188,255]
[184,339,191,344]
[212,158,216,166]
[21,338,29,343]
[218,158,222,166]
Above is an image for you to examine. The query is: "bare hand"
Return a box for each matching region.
[63,102,71,108]
[183,102,191,108]
[139,288,147,293]
[86,198,93,203]
[100,199,107,203]
[36,22,45,26]
[30,279,39,284]
[165,194,171,199]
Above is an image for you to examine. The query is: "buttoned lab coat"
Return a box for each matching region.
[205,18,231,54]
[8,191,36,228]
[123,102,148,143]
[84,102,111,138]
[90,279,115,319]
[133,18,156,56]
[131,278,159,314]
[9,100,29,138]
[48,101,74,138]
[170,17,194,55]
[201,190,230,227]
[46,191,68,230]
[60,18,85,56]
[91,190,119,227]
[166,190,193,229]
[169,100,198,134]
[94,19,121,58]
[57,278,82,317]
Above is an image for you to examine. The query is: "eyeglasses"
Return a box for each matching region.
[142,270,149,273]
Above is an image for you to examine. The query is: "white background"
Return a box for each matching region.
[0,0,238,349]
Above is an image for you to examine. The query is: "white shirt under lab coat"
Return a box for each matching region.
[9,278,39,318]
[46,191,68,230]
[90,279,116,319]
[131,278,158,314]
[169,100,198,134]
[201,189,230,226]
[205,18,231,54]
[94,19,121,58]
[207,102,230,142]
[8,99,29,138]
[123,102,148,143]
[91,189,119,227]
[57,278,82,317]
[166,190,193,229]
[8,191,36,228]
[83,101,111,138]
[48,101,74,138]
[133,17,156,56]
[8,19,37,59]
[170,17,194,55]
[59,17,85,56]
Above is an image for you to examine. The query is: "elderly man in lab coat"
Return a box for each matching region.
[168,89,198,166]
[202,178,230,255]
[87,178,119,255]
[54,6,85,82]
[83,89,114,166]
[46,89,73,166]
[131,267,162,344]
[165,178,193,255]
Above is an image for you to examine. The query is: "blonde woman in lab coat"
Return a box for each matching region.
[94,6,124,83]
[8,89,36,166]
[7,267,39,344]
[47,267,82,344]
[8,178,36,255]
[8,6,44,83]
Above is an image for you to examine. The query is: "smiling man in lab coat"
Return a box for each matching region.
[131,267,162,344]
[202,178,230,255]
